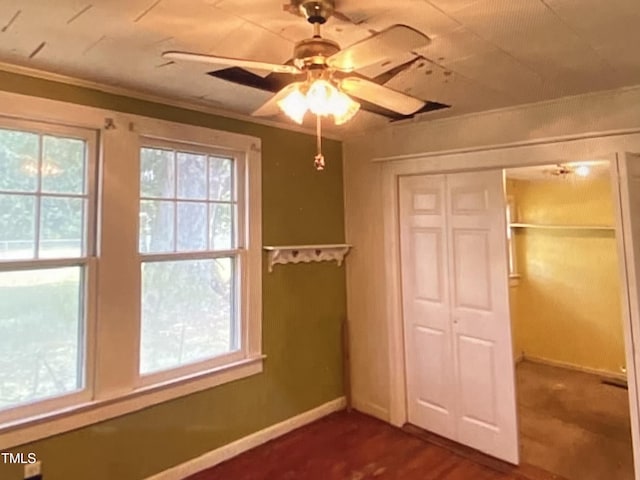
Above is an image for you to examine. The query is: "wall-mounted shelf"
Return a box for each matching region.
[509,223,614,231]
[263,244,351,272]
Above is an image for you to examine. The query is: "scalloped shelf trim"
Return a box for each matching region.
[263,244,351,272]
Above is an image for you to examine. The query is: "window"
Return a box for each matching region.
[0,120,96,423]
[138,142,246,383]
[0,93,262,449]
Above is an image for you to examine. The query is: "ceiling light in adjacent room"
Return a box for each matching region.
[574,164,590,177]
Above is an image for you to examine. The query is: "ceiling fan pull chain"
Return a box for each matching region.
[314,115,325,171]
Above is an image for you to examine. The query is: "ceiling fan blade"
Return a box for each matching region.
[252,82,304,117]
[328,25,430,72]
[340,77,425,115]
[163,51,301,74]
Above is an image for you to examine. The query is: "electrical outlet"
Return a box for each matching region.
[24,460,42,480]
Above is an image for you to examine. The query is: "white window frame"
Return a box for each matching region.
[0,116,98,426]
[0,91,263,450]
[136,138,251,387]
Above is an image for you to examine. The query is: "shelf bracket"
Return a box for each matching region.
[263,244,351,272]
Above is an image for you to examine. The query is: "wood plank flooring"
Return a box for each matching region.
[187,410,556,480]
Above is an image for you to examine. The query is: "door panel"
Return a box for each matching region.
[457,335,497,426]
[447,170,519,464]
[399,175,456,439]
[414,326,448,411]
[452,229,492,310]
[412,229,443,301]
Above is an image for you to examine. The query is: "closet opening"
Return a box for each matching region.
[505,160,635,480]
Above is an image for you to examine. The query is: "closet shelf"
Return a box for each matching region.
[509,223,614,231]
[263,244,351,272]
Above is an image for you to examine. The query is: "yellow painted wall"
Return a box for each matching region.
[507,175,626,376]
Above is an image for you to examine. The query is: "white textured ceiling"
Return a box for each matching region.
[1,0,639,134]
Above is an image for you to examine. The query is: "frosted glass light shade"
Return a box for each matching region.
[278,89,308,124]
[306,80,338,116]
[276,79,361,126]
[331,90,361,125]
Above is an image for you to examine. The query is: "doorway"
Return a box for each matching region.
[391,154,640,479]
[505,160,635,479]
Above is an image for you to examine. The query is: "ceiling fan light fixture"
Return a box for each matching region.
[278,89,308,124]
[306,79,338,116]
[277,78,361,125]
[331,90,360,125]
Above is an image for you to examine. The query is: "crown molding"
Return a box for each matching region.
[0,61,344,141]
[353,83,640,139]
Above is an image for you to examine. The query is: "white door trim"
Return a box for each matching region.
[611,153,640,478]
[381,144,640,477]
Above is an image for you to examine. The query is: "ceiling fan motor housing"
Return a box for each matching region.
[292,0,335,24]
[294,37,340,68]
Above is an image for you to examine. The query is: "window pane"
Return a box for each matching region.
[0,194,36,260]
[139,200,175,253]
[140,258,236,375]
[41,136,85,194]
[40,197,84,259]
[140,148,174,198]
[177,202,207,251]
[209,157,232,201]
[0,267,84,411]
[209,203,233,250]
[177,152,206,200]
[0,128,39,192]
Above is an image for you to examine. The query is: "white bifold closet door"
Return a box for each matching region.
[399,170,519,464]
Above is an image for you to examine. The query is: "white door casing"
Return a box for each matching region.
[399,170,519,464]
[613,153,640,478]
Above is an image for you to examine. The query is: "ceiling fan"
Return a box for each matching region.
[163,0,435,169]
[543,163,591,178]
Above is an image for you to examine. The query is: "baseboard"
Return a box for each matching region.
[522,354,627,382]
[146,397,346,480]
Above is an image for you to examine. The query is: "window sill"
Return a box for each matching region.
[0,355,265,450]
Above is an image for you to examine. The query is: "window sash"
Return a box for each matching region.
[0,256,96,424]
[137,139,246,386]
[139,145,240,254]
[136,346,246,388]
[0,117,97,423]
[0,117,98,261]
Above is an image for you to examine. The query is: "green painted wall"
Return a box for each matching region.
[0,71,346,480]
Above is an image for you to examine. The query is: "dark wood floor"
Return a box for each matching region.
[187,410,558,480]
